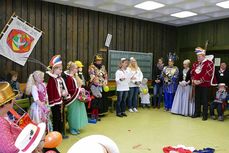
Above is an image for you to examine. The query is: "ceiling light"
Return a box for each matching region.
[171,11,197,18]
[134,1,165,11]
[216,0,229,8]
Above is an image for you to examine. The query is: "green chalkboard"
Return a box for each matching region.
[108,50,153,80]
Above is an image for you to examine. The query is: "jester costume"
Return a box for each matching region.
[88,55,109,114]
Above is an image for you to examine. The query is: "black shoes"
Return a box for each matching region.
[117,113,127,117]
[116,114,123,117]
[121,113,127,117]
[192,114,200,118]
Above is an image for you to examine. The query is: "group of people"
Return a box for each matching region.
[115,47,228,122]
[0,53,112,152]
[0,46,228,152]
[154,47,228,121]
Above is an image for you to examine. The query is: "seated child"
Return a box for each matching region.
[210,83,227,121]
[90,77,102,121]
[7,71,22,98]
[140,78,151,108]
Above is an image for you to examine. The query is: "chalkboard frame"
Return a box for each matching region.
[108,50,153,80]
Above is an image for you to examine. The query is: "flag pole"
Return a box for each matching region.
[0,12,15,39]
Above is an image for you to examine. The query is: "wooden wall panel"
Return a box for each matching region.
[0,0,177,82]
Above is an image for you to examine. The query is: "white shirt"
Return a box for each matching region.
[115,69,131,91]
[126,67,143,87]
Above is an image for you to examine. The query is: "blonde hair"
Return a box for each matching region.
[67,61,76,70]
[183,59,191,66]
[26,71,44,95]
[128,57,139,71]
[118,58,128,68]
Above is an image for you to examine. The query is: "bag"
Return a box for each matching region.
[9,102,35,129]
[78,88,91,103]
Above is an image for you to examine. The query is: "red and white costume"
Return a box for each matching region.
[191,58,216,87]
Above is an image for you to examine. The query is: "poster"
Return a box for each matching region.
[0,15,42,66]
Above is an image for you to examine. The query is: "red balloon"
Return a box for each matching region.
[44,131,62,148]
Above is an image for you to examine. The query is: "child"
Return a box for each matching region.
[90,77,103,121]
[210,83,228,121]
[75,60,86,87]
[140,78,151,108]
[64,61,88,135]
[26,71,52,131]
[7,71,22,98]
[115,58,130,117]
[46,55,70,138]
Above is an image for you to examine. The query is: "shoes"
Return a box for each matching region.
[218,116,224,121]
[157,105,160,109]
[97,117,101,121]
[202,116,208,121]
[192,114,200,118]
[62,135,69,139]
[133,108,138,112]
[121,113,127,117]
[152,105,156,109]
[146,104,150,108]
[116,114,123,117]
[210,115,216,120]
[70,129,79,135]
[142,104,146,108]
[129,108,134,113]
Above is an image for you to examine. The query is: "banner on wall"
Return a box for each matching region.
[0,13,42,66]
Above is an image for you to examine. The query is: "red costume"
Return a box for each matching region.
[65,73,80,106]
[191,47,216,120]
[191,59,216,87]
[46,72,64,107]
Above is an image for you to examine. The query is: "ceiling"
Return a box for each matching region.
[43,0,229,26]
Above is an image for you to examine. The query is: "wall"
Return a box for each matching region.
[177,18,229,66]
[0,0,177,82]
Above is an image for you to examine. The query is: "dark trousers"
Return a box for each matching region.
[153,84,163,106]
[195,86,209,117]
[128,87,139,109]
[51,104,63,134]
[116,91,128,115]
[210,102,223,116]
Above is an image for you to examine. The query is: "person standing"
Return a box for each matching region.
[161,53,179,111]
[127,57,143,113]
[88,54,108,114]
[65,61,88,135]
[215,62,229,86]
[191,47,216,121]
[46,55,70,138]
[153,58,164,108]
[171,59,195,116]
[115,58,130,117]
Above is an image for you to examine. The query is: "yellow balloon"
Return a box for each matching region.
[103,86,109,92]
[142,88,148,94]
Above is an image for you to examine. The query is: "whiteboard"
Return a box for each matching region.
[108,50,153,80]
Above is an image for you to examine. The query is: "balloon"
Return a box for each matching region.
[142,88,148,94]
[45,151,57,153]
[103,86,109,92]
[44,131,62,148]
